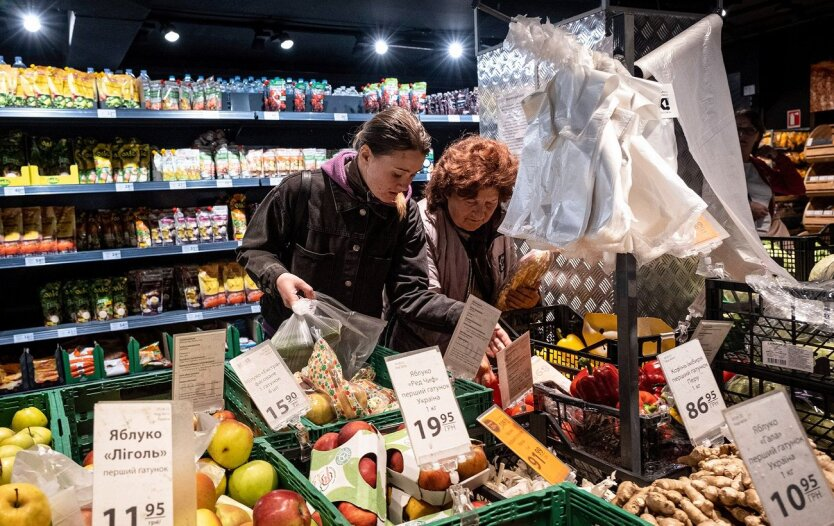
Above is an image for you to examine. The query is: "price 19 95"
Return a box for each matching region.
[103,503,165,526]
[265,392,299,420]
[413,412,455,439]
[770,475,820,518]
[685,390,719,419]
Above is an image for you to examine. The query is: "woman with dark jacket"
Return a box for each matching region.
[238,107,509,372]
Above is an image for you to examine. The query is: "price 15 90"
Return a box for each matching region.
[685,390,719,419]
[103,503,165,526]
[413,412,455,439]
[770,475,819,518]
[265,392,299,420]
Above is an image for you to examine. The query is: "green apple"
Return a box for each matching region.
[0,445,22,458]
[0,483,51,525]
[228,460,278,508]
[11,407,47,432]
[20,427,51,446]
[1,432,34,450]
[207,420,253,469]
[0,456,14,485]
[0,428,14,442]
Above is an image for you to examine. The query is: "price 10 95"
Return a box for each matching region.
[265,392,299,420]
[413,412,455,439]
[770,475,819,518]
[685,390,719,419]
[103,503,165,525]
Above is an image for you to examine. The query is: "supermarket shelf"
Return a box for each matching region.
[0,304,262,347]
[0,241,241,269]
[254,111,479,124]
[1,178,271,196]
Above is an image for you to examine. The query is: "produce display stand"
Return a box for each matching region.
[760,234,831,280]
[0,388,68,457]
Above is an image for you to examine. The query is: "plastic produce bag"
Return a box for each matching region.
[271,294,386,378]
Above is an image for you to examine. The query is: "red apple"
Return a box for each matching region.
[212,410,236,422]
[311,512,322,526]
[472,501,487,508]
[457,445,488,480]
[337,421,375,446]
[386,450,404,473]
[252,489,311,526]
[337,502,377,526]
[358,455,376,488]
[313,433,340,452]
[83,450,94,467]
[418,468,451,491]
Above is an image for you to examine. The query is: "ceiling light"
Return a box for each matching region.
[720,8,727,17]
[22,13,41,33]
[448,41,463,59]
[162,23,179,43]
[278,32,294,50]
[374,39,389,55]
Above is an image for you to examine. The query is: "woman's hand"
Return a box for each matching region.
[487,325,512,359]
[275,273,316,308]
[504,286,540,311]
[475,354,497,386]
[750,201,769,221]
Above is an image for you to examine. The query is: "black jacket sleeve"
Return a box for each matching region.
[386,201,465,333]
[236,176,297,296]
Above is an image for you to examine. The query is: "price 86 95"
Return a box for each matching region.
[413,411,455,440]
[265,392,299,421]
[771,474,821,518]
[685,390,719,419]
[103,503,165,526]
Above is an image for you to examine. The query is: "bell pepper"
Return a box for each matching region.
[638,360,666,396]
[616,390,659,415]
[556,328,585,351]
[569,358,619,406]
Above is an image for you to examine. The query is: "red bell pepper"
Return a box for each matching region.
[569,359,619,406]
[638,360,666,397]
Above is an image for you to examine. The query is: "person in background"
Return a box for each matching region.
[238,107,508,381]
[736,108,806,237]
[388,136,539,353]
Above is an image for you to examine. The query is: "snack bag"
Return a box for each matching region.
[137,268,163,315]
[40,206,57,253]
[214,146,230,178]
[223,262,246,305]
[197,209,213,243]
[32,66,52,108]
[161,80,179,110]
[111,276,128,318]
[311,81,325,112]
[266,78,286,111]
[495,250,553,311]
[0,64,18,107]
[64,280,92,323]
[91,278,113,321]
[103,351,129,377]
[21,206,42,255]
[245,149,263,178]
[32,357,60,386]
[119,141,141,183]
[192,80,206,110]
[411,82,427,113]
[93,143,113,183]
[40,282,62,326]
[66,346,97,379]
[210,205,229,242]
[177,265,201,311]
[198,263,226,309]
[398,83,411,111]
[244,274,263,304]
[262,149,277,177]
[229,194,248,240]
[48,67,69,108]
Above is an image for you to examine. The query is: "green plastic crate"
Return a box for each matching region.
[560,483,649,525]
[0,390,68,457]
[225,345,492,452]
[250,440,350,526]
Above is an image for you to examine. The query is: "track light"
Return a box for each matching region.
[720,8,727,17]
[162,23,179,43]
[448,41,463,59]
[278,31,294,50]
[374,39,389,55]
[22,13,42,33]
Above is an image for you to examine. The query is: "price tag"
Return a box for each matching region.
[333,113,348,121]
[724,390,834,525]
[97,109,117,119]
[763,341,815,373]
[102,250,122,261]
[263,111,280,121]
[216,179,233,188]
[13,333,34,344]
[57,327,78,338]
[472,115,480,122]
[181,244,199,254]
[658,84,680,119]
[168,181,187,190]
[250,304,261,314]
[496,332,533,407]
[477,406,570,484]
[172,330,226,413]
[229,342,310,431]
[25,256,46,266]
[186,311,204,322]
[690,320,733,363]
[658,340,727,445]
[444,295,502,380]
[93,401,195,526]
[3,186,25,196]
[385,347,470,466]
[269,177,283,186]
[447,115,461,122]
[110,321,129,331]
[115,183,134,192]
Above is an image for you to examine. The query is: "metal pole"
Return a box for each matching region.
[473,7,479,57]
[616,253,641,474]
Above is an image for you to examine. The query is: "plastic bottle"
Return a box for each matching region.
[0,56,5,65]
[138,69,151,109]
[12,56,26,68]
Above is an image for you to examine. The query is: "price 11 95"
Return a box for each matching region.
[103,503,165,526]
[413,411,455,439]
[685,390,719,419]
[770,475,820,518]
[265,392,299,420]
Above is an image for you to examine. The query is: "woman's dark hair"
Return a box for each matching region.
[352,106,432,156]
[735,108,766,137]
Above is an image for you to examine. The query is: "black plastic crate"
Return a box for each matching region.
[761,235,830,280]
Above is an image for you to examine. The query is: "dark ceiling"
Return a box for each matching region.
[0,0,833,92]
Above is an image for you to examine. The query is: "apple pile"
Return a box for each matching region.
[1,407,53,486]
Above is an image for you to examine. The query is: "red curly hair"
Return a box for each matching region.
[426,136,518,213]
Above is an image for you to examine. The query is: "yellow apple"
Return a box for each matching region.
[0,428,14,442]
[0,483,51,525]
[207,420,253,469]
[196,508,222,526]
[11,407,47,432]
[2,432,34,450]
[197,458,228,498]
[304,393,336,425]
[0,456,14,485]
[215,503,251,526]
[0,445,22,458]
[20,427,51,446]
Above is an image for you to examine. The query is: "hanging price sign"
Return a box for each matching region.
[172,330,226,413]
[724,390,834,525]
[385,347,470,466]
[657,339,727,445]
[229,341,310,431]
[444,295,502,380]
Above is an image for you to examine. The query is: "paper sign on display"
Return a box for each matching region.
[690,320,733,363]
[229,341,310,431]
[477,406,570,484]
[172,329,226,413]
[497,89,535,155]
[724,390,834,525]
[657,339,727,445]
[93,400,195,526]
[385,347,470,466]
[496,332,533,407]
[444,295,502,380]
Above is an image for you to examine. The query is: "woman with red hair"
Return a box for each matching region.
[388,136,538,352]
